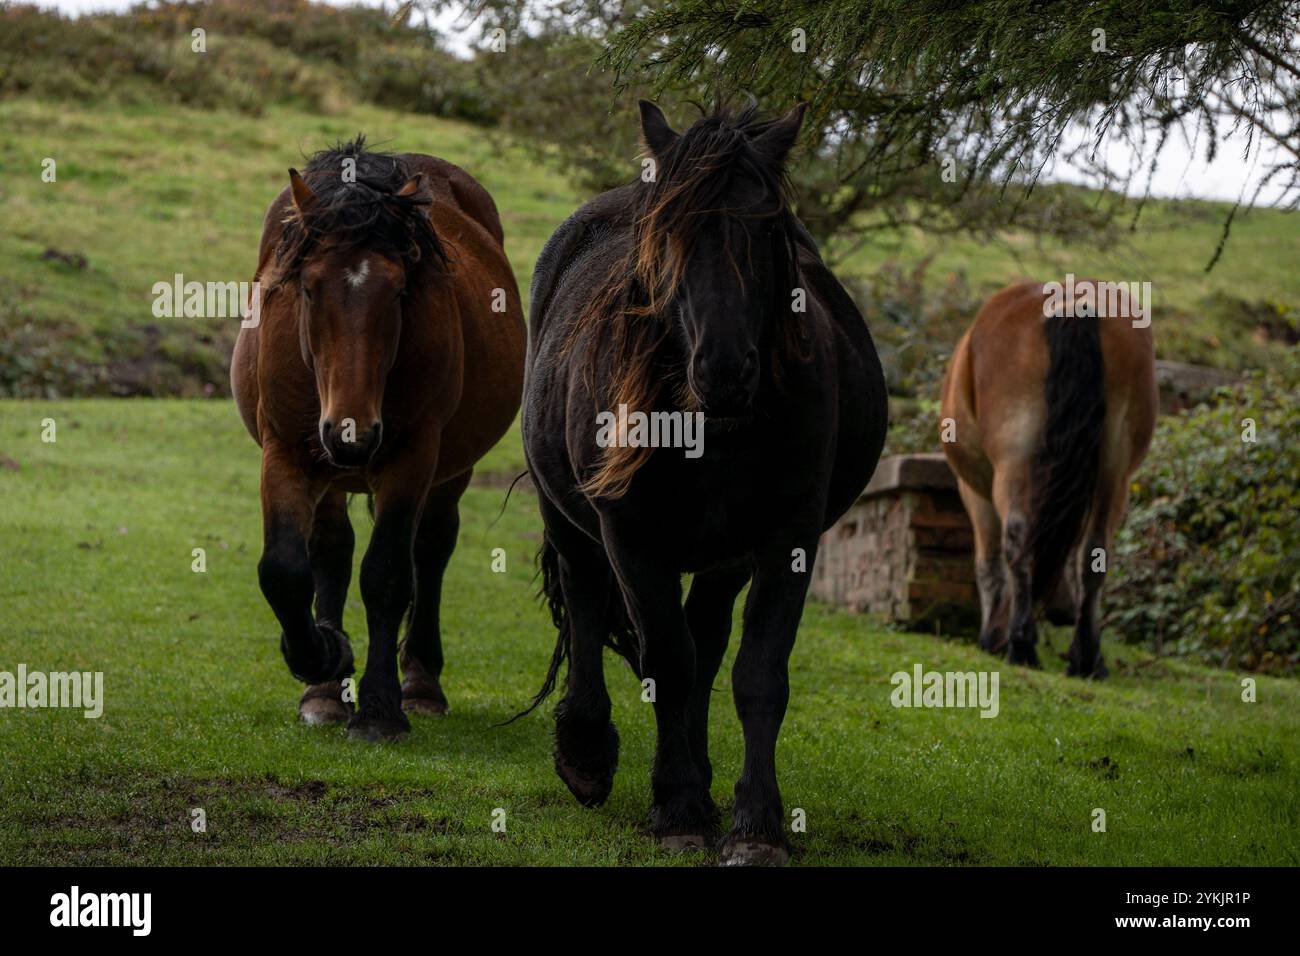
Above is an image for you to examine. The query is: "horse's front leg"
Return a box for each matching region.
[601,523,714,848]
[258,439,355,692]
[721,537,817,867]
[349,440,439,742]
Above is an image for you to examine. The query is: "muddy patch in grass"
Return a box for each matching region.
[13,772,460,863]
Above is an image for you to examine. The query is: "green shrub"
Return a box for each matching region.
[1106,360,1300,673]
[0,1,501,123]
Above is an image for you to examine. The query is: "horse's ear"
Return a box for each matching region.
[639,100,678,158]
[288,168,316,216]
[752,102,807,166]
[396,172,426,199]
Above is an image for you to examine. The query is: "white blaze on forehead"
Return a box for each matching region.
[343,258,370,289]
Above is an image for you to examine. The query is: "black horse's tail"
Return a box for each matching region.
[499,532,570,725]
[502,530,640,725]
[1025,311,1106,602]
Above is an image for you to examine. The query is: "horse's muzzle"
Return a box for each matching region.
[320,418,382,468]
[691,348,759,418]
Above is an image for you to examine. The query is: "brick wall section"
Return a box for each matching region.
[811,454,980,630]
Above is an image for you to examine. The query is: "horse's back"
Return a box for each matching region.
[397,154,507,247]
[529,185,636,345]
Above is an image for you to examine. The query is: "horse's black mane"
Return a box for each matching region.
[271,135,448,288]
[643,103,792,222]
[629,104,795,310]
[562,103,808,499]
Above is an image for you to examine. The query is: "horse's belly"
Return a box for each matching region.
[230,326,261,444]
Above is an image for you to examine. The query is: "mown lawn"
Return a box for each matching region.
[0,400,1296,865]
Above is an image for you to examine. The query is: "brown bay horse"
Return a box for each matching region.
[940,280,1156,677]
[232,137,524,740]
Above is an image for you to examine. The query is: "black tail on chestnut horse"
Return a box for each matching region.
[940,280,1156,677]
[232,137,525,740]
[522,102,888,865]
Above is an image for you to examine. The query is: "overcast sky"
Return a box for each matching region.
[36,0,1292,206]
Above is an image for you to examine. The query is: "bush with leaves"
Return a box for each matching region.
[0,1,496,123]
[1105,360,1299,673]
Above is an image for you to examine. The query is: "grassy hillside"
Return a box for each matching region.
[2,95,1297,400]
[0,96,576,395]
[0,399,1296,865]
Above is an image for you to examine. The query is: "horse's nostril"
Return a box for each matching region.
[321,420,334,435]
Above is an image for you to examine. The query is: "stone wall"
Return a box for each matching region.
[811,454,980,630]
[1155,359,1237,413]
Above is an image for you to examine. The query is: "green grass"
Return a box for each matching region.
[0,399,1296,865]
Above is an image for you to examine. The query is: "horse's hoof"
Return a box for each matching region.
[347,713,410,743]
[298,682,352,725]
[281,624,354,685]
[979,629,1008,656]
[660,833,712,852]
[720,839,790,867]
[1007,642,1041,668]
[554,748,615,808]
[402,695,448,716]
[401,675,449,716]
[1068,656,1109,680]
[553,709,619,808]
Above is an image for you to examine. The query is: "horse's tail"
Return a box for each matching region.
[499,531,570,725]
[1025,310,1106,602]
[501,530,641,726]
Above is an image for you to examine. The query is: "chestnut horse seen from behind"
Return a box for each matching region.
[940,280,1156,677]
[232,137,525,740]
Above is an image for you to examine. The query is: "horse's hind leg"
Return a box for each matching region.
[1067,488,1124,679]
[544,499,620,808]
[957,480,1007,655]
[994,465,1040,668]
[299,489,356,725]
[399,472,471,716]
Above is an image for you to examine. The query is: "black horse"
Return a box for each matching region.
[522,101,888,865]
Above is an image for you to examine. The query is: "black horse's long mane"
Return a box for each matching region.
[269,135,449,291]
[569,104,807,499]
[630,103,795,315]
